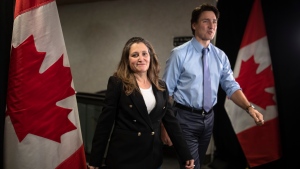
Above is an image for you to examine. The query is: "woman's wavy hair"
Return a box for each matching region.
[113,37,165,95]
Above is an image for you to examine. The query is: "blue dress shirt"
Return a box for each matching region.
[163,37,241,109]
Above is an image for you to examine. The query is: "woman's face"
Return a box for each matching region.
[129,42,150,74]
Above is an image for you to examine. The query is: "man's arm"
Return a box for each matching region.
[229,90,264,126]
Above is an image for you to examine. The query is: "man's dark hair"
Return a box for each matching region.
[190,3,220,35]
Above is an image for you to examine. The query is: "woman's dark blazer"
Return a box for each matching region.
[89,76,192,169]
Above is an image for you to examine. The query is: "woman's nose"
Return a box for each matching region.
[138,56,142,61]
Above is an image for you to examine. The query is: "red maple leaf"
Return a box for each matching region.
[236,56,276,109]
[6,35,77,143]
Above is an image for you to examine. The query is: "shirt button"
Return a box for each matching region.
[138,132,141,136]
[151,132,155,135]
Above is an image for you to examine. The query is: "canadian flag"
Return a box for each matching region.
[224,0,281,167]
[4,0,86,168]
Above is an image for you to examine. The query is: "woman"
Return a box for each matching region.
[88,37,194,169]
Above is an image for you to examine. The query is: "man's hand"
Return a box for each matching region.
[248,107,264,126]
[185,159,195,169]
[87,165,98,169]
[229,90,265,126]
[161,123,173,146]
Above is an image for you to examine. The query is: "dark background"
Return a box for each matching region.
[212,0,300,169]
[1,0,300,168]
[0,0,14,167]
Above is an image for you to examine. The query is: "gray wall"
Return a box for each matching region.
[58,0,216,93]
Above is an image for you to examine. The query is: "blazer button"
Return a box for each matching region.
[163,106,165,109]
[151,132,155,135]
[138,132,141,136]
[129,105,133,108]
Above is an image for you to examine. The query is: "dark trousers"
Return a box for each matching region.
[173,107,214,169]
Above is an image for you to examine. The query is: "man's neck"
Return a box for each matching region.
[194,36,210,48]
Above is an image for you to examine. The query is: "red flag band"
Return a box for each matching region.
[224,0,281,167]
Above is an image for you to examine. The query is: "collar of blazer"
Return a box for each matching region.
[129,83,164,129]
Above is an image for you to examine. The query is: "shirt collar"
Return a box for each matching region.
[191,37,211,53]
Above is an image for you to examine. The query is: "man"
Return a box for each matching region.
[161,3,264,169]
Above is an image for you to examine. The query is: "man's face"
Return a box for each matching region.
[192,11,217,42]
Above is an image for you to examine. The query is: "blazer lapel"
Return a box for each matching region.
[129,91,153,129]
[149,84,164,119]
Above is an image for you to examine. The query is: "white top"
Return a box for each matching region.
[140,85,156,114]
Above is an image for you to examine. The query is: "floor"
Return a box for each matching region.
[86,147,213,169]
[161,146,212,169]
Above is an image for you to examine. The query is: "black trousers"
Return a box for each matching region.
[173,106,214,169]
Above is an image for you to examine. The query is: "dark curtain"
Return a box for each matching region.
[212,0,300,169]
[0,0,14,168]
